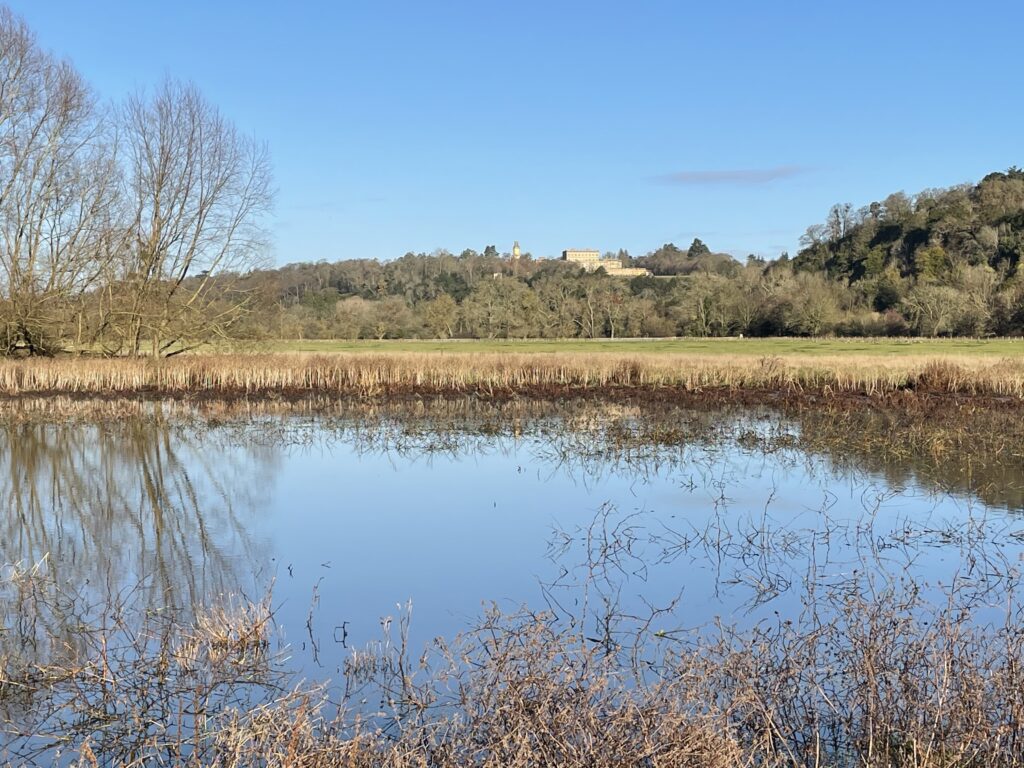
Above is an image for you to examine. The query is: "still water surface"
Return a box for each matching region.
[1,402,1021,680]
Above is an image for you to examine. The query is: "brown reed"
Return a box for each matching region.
[0,353,1018,400]
[3,561,1024,767]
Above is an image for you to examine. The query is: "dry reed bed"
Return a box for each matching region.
[0,352,1020,399]
[5,567,1024,767]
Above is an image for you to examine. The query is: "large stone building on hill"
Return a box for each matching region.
[562,249,650,277]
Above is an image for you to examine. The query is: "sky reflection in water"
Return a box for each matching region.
[0,408,1020,681]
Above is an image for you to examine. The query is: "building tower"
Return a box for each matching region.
[511,241,521,276]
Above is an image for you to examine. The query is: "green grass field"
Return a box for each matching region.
[250,337,1024,357]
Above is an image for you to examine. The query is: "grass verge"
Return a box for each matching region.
[248,336,1024,356]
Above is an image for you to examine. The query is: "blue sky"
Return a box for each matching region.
[8,1,1023,265]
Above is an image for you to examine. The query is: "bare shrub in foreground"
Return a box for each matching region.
[2,553,1024,767]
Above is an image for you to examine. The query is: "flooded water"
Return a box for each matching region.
[1,400,1021,687]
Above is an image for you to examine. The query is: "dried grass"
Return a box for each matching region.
[1,553,1024,766]
[0,352,1019,399]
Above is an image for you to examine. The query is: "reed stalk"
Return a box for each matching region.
[0,353,1018,399]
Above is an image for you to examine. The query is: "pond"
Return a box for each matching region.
[1,400,1021,678]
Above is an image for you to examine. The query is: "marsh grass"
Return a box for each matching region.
[0,353,1021,400]
[3,543,1024,767]
[0,562,292,766]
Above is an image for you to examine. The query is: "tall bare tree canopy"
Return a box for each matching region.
[0,7,274,356]
[113,80,273,355]
[0,7,118,354]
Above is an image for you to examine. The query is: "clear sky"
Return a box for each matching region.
[7,0,1023,265]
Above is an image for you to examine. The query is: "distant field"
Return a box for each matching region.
[250,337,1024,357]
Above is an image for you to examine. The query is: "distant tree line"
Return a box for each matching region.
[230,171,1024,341]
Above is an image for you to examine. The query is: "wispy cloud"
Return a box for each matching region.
[655,164,810,186]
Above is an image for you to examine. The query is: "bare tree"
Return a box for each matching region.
[113,79,272,356]
[826,202,855,242]
[0,8,119,354]
[902,284,960,336]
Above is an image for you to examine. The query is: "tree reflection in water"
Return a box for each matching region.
[0,405,277,617]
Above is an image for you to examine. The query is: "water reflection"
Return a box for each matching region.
[0,397,1020,650]
[0,409,277,615]
[797,406,1024,512]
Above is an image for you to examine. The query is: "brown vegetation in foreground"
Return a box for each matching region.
[3,555,1024,767]
[0,353,1021,401]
